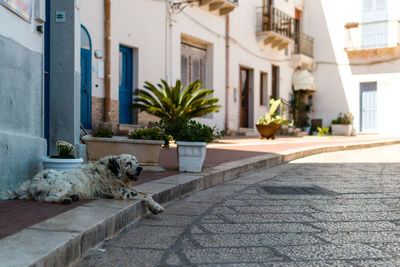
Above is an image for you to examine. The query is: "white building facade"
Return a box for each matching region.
[306,0,400,136]
[80,0,312,134]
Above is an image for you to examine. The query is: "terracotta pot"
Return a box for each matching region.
[256,123,281,139]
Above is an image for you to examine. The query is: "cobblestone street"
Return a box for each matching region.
[79,145,400,266]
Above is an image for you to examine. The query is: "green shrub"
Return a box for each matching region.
[331,113,353,125]
[93,128,113,138]
[128,127,170,149]
[160,117,224,143]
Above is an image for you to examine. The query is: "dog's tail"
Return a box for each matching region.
[0,181,31,200]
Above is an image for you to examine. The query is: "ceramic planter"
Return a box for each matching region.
[176,141,207,172]
[42,157,83,172]
[256,123,281,139]
[331,124,352,136]
[82,136,164,166]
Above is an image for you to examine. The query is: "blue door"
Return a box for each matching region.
[360,82,377,132]
[119,46,133,124]
[80,25,92,129]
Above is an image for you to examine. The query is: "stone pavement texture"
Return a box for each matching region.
[79,144,400,266]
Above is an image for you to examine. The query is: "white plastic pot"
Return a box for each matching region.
[42,157,83,172]
[331,124,352,136]
[176,141,207,172]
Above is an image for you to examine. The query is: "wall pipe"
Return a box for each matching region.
[225,14,230,132]
[104,0,112,122]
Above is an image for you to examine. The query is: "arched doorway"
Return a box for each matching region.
[80,25,92,129]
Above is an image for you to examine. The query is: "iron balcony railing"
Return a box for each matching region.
[345,20,400,50]
[294,33,314,58]
[256,6,296,40]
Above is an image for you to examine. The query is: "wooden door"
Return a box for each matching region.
[119,46,133,124]
[360,82,377,132]
[271,65,279,100]
[240,68,250,128]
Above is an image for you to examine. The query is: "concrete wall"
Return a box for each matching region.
[49,0,81,155]
[306,0,400,136]
[0,2,46,190]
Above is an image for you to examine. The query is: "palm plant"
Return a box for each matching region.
[130,79,221,121]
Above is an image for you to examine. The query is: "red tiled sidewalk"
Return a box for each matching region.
[0,135,398,240]
[0,199,92,240]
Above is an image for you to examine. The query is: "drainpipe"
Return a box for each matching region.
[225,15,230,133]
[104,0,112,122]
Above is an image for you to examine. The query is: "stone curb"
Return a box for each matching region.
[0,139,399,267]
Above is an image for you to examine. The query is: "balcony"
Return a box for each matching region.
[345,20,400,61]
[291,33,314,69]
[199,0,238,15]
[256,6,295,50]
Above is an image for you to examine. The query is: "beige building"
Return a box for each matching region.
[80,0,315,135]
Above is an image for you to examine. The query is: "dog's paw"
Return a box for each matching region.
[148,202,165,215]
[71,195,80,202]
[62,198,72,204]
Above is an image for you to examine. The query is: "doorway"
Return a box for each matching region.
[271,65,279,100]
[119,45,133,125]
[360,82,377,132]
[80,25,92,129]
[239,67,254,128]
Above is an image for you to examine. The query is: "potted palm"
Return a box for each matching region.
[42,141,83,171]
[256,99,292,139]
[331,112,354,136]
[130,79,221,122]
[160,117,223,172]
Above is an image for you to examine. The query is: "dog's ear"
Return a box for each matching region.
[107,156,122,178]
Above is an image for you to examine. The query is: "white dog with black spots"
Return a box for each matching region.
[3,154,164,214]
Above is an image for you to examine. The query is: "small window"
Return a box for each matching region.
[181,42,207,88]
[260,72,268,106]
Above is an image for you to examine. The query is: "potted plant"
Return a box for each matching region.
[83,127,169,169]
[131,79,221,121]
[256,99,292,139]
[42,141,83,171]
[331,112,354,136]
[160,117,223,172]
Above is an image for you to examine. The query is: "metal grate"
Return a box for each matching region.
[261,185,338,196]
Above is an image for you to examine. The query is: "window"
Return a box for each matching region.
[260,72,268,106]
[181,42,207,88]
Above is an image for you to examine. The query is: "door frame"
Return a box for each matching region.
[80,24,92,129]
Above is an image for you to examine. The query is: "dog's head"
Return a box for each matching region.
[101,154,142,184]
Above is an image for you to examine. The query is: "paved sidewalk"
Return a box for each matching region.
[135,135,400,185]
[1,135,400,266]
[79,144,400,266]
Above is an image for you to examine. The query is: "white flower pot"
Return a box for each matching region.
[82,136,164,166]
[331,124,352,136]
[176,141,207,172]
[42,157,83,172]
